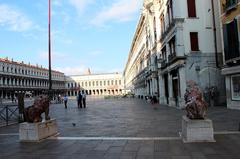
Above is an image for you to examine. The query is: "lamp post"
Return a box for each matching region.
[48,0,52,98]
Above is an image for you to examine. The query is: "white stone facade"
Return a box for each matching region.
[66,73,124,96]
[124,0,225,108]
[0,57,65,99]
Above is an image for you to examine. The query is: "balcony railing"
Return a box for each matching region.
[168,53,176,62]
[168,52,186,64]
[159,59,167,69]
[224,0,239,12]
[160,18,184,42]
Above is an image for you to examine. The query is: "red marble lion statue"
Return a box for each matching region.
[184,80,208,119]
[24,95,50,123]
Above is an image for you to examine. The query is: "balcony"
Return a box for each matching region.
[224,0,239,13]
[159,59,167,69]
[160,18,184,42]
[168,53,186,64]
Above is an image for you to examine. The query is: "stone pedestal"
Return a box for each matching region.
[19,119,58,142]
[181,116,215,143]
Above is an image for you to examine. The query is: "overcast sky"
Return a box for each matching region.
[0,0,143,75]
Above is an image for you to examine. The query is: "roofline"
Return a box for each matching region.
[68,72,123,77]
[0,57,64,74]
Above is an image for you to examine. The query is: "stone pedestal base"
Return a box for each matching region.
[181,116,215,143]
[19,119,58,142]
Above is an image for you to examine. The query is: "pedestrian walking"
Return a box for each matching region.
[82,91,86,108]
[63,95,68,109]
[77,92,82,108]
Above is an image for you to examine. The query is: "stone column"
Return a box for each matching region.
[0,90,3,99]
[146,80,149,96]
[168,73,174,106]
[0,77,2,85]
[159,75,167,105]
[178,67,187,108]
[13,78,15,86]
[150,79,153,96]
[152,78,156,95]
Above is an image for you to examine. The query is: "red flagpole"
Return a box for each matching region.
[48,0,52,93]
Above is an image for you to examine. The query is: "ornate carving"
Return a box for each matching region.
[24,95,50,123]
[184,81,208,119]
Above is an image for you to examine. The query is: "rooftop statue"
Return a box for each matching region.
[24,95,50,123]
[184,80,208,120]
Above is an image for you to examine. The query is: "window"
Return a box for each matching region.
[169,36,176,55]
[153,17,157,41]
[119,80,121,85]
[187,0,196,17]
[231,75,240,100]
[223,18,240,62]
[190,32,199,51]
[160,14,165,34]
[161,46,167,60]
[224,0,238,12]
[167,0,173,25]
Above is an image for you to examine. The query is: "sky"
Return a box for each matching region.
[0,0,143,75]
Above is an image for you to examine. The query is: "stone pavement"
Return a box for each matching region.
[0,97,240,159]
[0,134,240,159]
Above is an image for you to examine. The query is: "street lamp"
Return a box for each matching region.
[48,0,52,98]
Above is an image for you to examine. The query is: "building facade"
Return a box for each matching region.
[220,0,240,109]
[66,72,124,96]
[0,57,65,99]
[124,15,150,98]
[124,0,225,108]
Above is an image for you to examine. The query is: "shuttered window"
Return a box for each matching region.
[223,18,240,62]
[187,0,196,17]
[190,32,199,51]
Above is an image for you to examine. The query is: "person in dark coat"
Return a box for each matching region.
[77,93,82,108]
